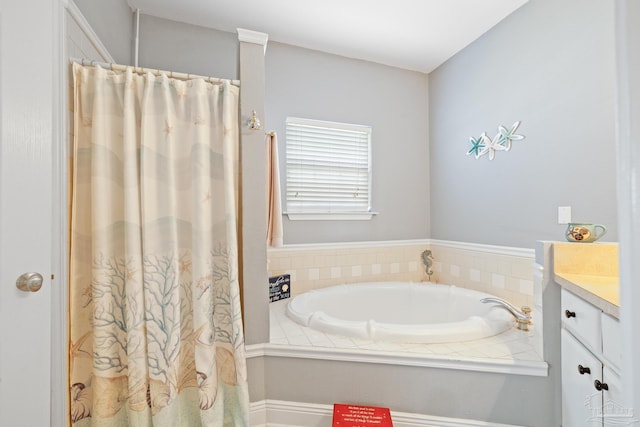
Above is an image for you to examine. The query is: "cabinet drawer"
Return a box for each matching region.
[602,312,621,371]
[561,288,602,353]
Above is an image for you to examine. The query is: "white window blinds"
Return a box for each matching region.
[285,117,372,218]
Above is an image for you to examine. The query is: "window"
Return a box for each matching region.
[285,117,374,220]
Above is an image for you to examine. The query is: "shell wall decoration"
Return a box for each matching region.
[467,121,525,160]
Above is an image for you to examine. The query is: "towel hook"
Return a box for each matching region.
[247,110,263,130]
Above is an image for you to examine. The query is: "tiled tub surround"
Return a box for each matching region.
[267,239,536,309]
[267,241,428,296]
[429,240,535,309]
[264,239,545,373]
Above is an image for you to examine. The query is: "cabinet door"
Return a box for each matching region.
[602,366,634,426]
[562,329,603,427]
[601,313,621,371]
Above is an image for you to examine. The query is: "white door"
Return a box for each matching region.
[0,0,57,425]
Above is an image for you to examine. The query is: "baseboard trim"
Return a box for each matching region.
[249,400,526,427]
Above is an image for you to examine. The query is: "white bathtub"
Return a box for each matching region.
[286,282,515,343]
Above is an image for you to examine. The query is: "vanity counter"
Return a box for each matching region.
[553,242,619,318]
[554,272,619,318]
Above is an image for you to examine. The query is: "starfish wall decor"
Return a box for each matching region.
[466,121,525,160]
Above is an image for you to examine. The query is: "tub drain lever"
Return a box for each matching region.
[481,297,532,331]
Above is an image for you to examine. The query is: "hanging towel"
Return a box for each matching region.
[266,132,284,247]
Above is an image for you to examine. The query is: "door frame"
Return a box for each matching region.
[51,2,117,426]
[615,1,640,424]
[51,1,66,426]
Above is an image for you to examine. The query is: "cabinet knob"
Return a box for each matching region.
[565,310,576,318]
[578,365,591,375]
[594,380,609,391]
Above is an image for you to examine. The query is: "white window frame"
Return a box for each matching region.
[285,117,376,220]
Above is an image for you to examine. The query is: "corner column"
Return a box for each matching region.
[237,28,269,345]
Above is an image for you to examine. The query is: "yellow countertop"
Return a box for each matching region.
[553,242,620,318]
[554,272,619,318]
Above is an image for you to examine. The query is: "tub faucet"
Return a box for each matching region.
[421,249,434,281]
[481,297,532,331]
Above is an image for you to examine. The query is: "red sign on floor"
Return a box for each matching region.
[332,403,393,426]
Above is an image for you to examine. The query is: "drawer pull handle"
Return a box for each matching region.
[565,310,576,318]
[578,365,591,375]
[594,380,609,391]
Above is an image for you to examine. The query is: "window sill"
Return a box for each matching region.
[285,212,379,221]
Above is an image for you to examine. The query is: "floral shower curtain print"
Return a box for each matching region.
[69,63,249,426]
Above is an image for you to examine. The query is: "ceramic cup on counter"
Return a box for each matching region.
[565,223,607,243]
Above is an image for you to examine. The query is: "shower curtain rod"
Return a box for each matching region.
[70,58,240,87]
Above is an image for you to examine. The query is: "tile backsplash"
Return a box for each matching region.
[268,242,427,296]
[267,239,535,308]
[430,241,535,308]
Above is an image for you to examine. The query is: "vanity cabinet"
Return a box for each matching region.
[561,288,622,427]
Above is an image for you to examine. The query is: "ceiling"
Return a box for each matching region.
[127,0,528,73]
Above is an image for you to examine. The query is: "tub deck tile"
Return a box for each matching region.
[268,299,542,365]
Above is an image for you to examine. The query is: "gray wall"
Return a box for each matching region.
[74,0,618,251]
[259,357,557,427]
[429,0,617,249]
[128,16,432,246]
[72,0,133,64]
[266,42,430,244]
[137,14,238,80]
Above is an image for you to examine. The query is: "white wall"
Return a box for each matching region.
[429,0,617,248]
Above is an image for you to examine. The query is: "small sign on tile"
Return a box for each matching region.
[269,274,291,302]
[332,403,393,426]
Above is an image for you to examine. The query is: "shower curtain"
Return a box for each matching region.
[69,63,249,426]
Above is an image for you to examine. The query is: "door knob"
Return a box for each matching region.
[565,310,576,318]
[16,272,44,292]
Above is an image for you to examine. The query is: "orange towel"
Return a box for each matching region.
[266,132,283,247]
